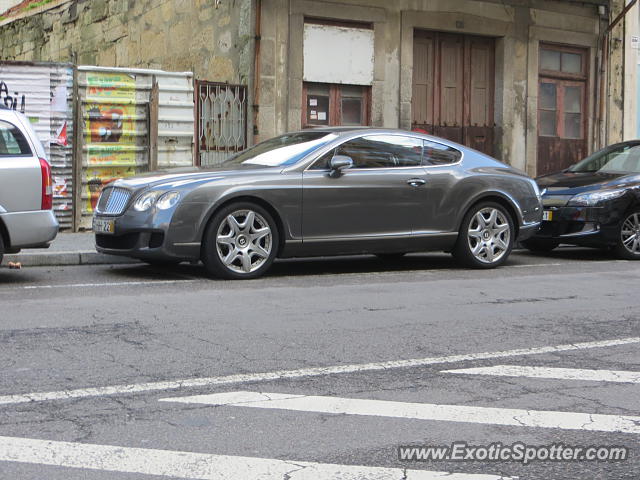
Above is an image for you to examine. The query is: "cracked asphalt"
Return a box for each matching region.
[1,247,639,479]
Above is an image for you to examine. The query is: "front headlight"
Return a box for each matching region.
[567,189,627,207]
[156,191,181,210]
[133,191,161,211]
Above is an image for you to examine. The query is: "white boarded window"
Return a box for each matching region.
[303,23,374,86]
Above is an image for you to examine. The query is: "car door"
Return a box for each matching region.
[413,139,464,234]
[0,117,40,213]
[302,134,428,240]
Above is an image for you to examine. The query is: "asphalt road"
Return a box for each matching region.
[0,248,639,479]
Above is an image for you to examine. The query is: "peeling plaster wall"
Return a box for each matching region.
[0,0,252,86]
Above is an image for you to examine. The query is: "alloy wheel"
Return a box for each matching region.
[467,207,511,264]
[215,209,273,274]
[621,212,640,255]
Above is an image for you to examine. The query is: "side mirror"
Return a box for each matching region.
[329,155,354,177]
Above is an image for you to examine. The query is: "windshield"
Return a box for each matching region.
[569,143,640,174]
[221,132,337,167]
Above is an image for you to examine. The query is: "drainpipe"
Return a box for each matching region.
[252,0,262,145]
[596,0,637,148]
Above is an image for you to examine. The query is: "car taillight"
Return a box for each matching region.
[39,158,53,210]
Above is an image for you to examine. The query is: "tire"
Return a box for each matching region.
[615,210,640,260]
[521,238,559,253]
[202,202,279,279]
[452,201,515,269]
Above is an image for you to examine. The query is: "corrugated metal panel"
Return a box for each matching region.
[76,66,194,230]
[0,62,74,229]
[156,72,194,168]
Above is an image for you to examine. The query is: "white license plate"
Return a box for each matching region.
[93,217,115,234]
[542,210,554,221]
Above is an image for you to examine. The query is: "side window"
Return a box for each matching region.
[308,148,336,170]
[334,135,423,169]
[0,120,32,156]
[423,140,461,166]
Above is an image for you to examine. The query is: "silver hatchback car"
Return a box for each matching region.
[0,106,58,264]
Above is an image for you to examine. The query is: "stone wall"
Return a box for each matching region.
[0,0,253,85]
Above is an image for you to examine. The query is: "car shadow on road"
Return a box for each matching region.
[516,246,618,262]
[107,246,626,282]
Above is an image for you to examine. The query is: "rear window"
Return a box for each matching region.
[0,119,32,156]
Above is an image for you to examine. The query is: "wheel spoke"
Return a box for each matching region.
[240,252,253,272]
[251,243,270,259]
[471,242,484,256]
[251,227,271,242]
[222,248,239,266]
[494,223,510,234]
[242,211,256,232]
[217,233,235,246]
[468,228,483,239]
[475,212,487,229]
[623,233,636,246]
[494,237,508,250]
[226,215,241,234]
[487,209,498,228]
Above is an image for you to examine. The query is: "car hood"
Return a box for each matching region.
[536,171,635,195]
[111,164,277,190]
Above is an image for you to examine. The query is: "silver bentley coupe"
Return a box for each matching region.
[93,128,543,279]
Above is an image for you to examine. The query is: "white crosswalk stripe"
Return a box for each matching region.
[0,336,636,406]
[0,435,512,480]
[443,365,640,383]
[160,391,640,434]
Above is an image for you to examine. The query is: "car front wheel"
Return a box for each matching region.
[616,211,640,260]
[453,202,514,269]
[202,202,279,279]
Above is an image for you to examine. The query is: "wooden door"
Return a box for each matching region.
[536,44,588,176]
[412,31,495,156]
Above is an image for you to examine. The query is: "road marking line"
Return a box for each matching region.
[0,435,510,480]
[160,391,640,434]
[444,365,640,383]
[0,336,638,406]
[0,279,197,291]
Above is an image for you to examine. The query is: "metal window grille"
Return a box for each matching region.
[196,81,247,166]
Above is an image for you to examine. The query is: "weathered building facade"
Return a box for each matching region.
[0,0,636,179]
[255,0,634,177]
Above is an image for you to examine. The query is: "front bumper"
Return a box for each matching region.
[0,209,58,249]
[93,202,207,261]
[531,204,624,247]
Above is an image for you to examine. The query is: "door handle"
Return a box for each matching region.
[407,178,426,187]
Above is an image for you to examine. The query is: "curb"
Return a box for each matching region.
[1,251,141,267]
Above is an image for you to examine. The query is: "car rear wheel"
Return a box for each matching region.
[615,210,640,260]
[452,202,514,269]
[202,202,279,279]
[521,238,559,253]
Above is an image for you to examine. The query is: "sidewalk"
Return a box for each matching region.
[1,232,140,267]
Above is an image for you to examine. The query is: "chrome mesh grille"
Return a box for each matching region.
[97,187,131,215]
